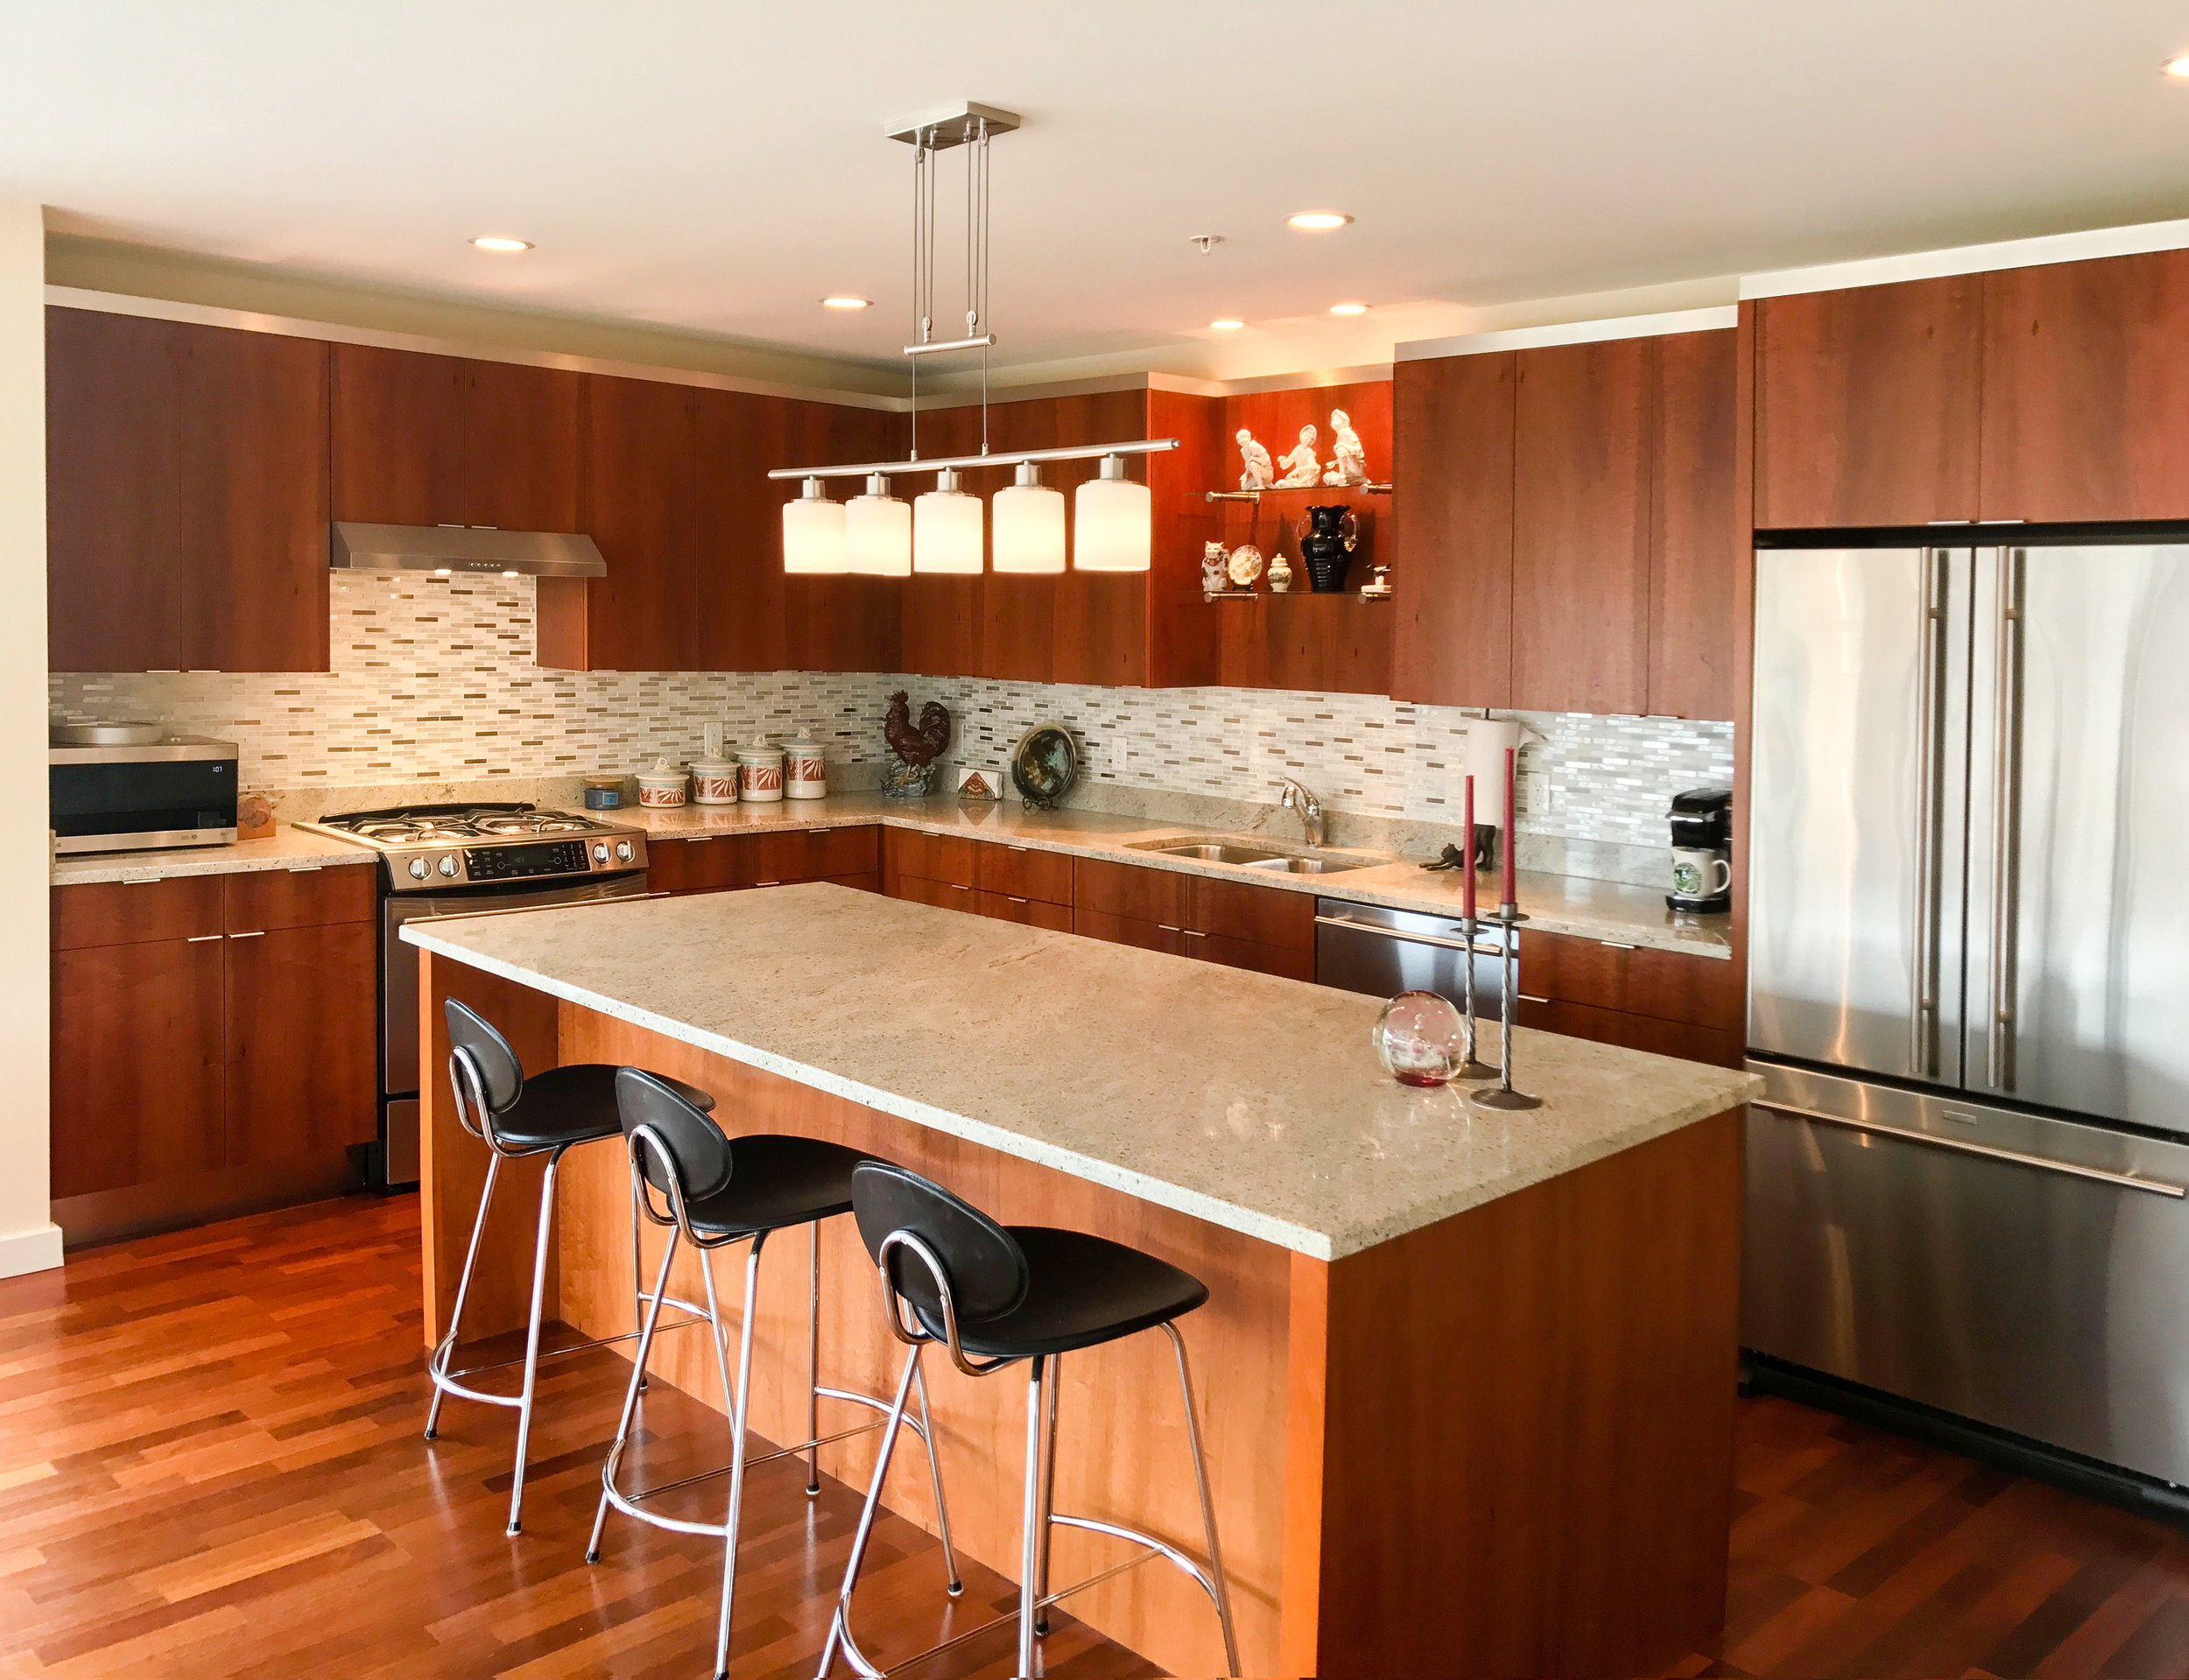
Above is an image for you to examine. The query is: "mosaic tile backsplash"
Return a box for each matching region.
[49,574,1732,854]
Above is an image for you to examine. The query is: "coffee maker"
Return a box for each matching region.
[1666,788,1733,912]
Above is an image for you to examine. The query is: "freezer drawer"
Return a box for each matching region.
[1744,1061,2189,1487]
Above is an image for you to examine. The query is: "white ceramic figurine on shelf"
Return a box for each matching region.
[1323,408,1369,485]
[1275,424,1321,487]
[1235,428,1273,490]
[1202,540,1230,594]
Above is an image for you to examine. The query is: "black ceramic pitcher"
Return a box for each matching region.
[1299,504,1359,593]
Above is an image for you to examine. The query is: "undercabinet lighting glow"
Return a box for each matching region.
[2166,53,2189,77]
[846,474,911,576]
[1287,211,1353,231]
[992,460,1066,573]
[1329,301,1369,315]
[782,477,848,573]
[501,570,520,579]
[471,235,533,252]
[1209,319,1244,331]
[433,567,452,578]
[1073,455,1151,573]
[821,296,872,309]
[912,468,985,573]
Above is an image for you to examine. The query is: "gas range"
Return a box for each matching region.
[296,802,650,892]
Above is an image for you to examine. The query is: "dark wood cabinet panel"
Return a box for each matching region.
[1516,995,1742,1069]
[1517,929,1742,1033]
[1980,250,2189,522]
[1073,908,1181,956]
[694,386,791,673]
[224,922,378,1164]
[1192,931,1314,981]
[53,875,225,949]
[223,864,376,934]
[46,308,183,671]
[750,826,878,885]
[1187,874,1316,950]
[1390,351,1515,707]
[645,835,743,896]
[329,344,470,526]
[1512,338,1653,715]
[890,872,976,913]
[902,576,982,677]
[785,401,903,674]
[1648,329,1740,721]
[1753,276,1982,528]
[568,374,702,671]
[882,829,977,892]
[1144,389,1223,690]
[972,842,1075,906]
[1257,594,1396,696]
[464,358,582,533]
[176,323,331,672]
[972,889,1073,931]
[1073,855,1185,927]
[51,938,226,1197]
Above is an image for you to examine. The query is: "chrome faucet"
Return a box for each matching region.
[1276,777,1324,847]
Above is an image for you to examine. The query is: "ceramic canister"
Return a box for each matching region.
[737,742,785,804]
[688,756,739,805]
[785,734,827,800]
[635,768,687,808]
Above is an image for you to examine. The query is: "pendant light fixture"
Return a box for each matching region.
[992,460,1066,573]
[781,477,848,574]
[776,103,1174,574]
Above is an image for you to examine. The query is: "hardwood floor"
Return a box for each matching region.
[2,1193,2186,1678]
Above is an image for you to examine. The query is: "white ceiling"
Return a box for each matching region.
[7,0,2189,383]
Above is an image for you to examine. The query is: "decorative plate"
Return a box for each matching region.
[1226,544,1265,587]
[1010,723,1080,810]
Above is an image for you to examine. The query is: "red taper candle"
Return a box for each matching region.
[1501,746,1517,910]
[1462,774,1476,919]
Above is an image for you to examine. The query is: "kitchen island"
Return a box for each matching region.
[405,886,1756,1678]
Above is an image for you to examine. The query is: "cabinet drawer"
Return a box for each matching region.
[224,864,377,932]
[884,828,976,889]
[973,889,1073,932]
[826,871,883,895]
[1517,995,1742,1069]
[974,842,1075,906]
[892,873,977,913]
[648,834,743,895]
[1188,874,1316,951]
[1073,856,1185,926]
[750,825,878,885]
[1075,909,1181,956]
[1191,930,1316,981]
[53,875,225,949]
[1517,930,1742,1033]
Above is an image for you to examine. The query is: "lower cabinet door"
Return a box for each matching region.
[51,937,226,1197]
[1191,930,1316,981]
[1075,909,1183,955]
[225,922,379,1163]
[973,889,1073,931]
[1517,995,1742,1068]
[890,873,979,913]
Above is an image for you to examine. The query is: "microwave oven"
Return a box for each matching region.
[50,736,238,854]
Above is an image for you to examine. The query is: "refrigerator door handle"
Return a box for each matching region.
[1911,549,1948,1079]
[1754,1100,2186,1198]
[1987,547,2026,1091]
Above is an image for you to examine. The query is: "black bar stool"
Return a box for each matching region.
[820,1160,1240,1679]
[426,999,716,1536]
[590,1070,962,1680]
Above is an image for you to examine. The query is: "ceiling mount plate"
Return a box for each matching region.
[887,102,1023,149]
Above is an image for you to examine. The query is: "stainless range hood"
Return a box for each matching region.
[329,522,606,577]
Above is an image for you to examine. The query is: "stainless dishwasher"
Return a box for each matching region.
[1313,898,1511,1003]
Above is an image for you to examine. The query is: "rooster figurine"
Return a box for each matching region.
[880,691,953,797]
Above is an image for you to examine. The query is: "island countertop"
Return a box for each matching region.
[403,882,1756,1260]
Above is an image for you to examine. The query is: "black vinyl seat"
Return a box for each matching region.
[487,1062,714,1153]
[911,1225,1209,1359]
[673,1133,875,1239]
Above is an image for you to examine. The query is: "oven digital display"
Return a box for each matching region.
[462,840,589,882]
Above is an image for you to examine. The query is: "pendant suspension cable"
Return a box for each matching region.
[978,118,991,457]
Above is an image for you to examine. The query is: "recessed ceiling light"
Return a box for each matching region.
[1328,302,1369,316]
[1209,319,1245,331]
[2165,53,2189,77]
[471,235,532,253]
[821,296,872,310]
[1288,211,1353,231]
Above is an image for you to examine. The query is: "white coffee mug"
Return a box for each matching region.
[1671,847,1731,898]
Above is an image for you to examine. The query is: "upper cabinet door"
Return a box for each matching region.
[1980,250,2189,523]
[463,357,582,532]
[329,344,469,526]
[1648,329,1740,721]
[176,322,331,672]
[1754,276,1982,528]
[1511,338,1652,715]
[46,308,183,671]
[693,385,790,673]
[1389,351,1515,708]
[575,373,700,671]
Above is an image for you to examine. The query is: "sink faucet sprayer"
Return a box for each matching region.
[1275,777,1324,847]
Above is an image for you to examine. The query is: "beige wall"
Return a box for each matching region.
[0,202,57,1276]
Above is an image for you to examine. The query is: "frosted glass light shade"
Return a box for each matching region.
[781,478,848,574]
[1072,455,1151,573]
[992,461,1066,573]
[912,468,985,574]
[846,474,911,577]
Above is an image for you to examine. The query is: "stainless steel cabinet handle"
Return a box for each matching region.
[1599,940,1637,951]
[186,933,222,943]
[1755,1100,2184,1198]
[1312,913,1501,957]
[1180,928,1207,938]
[1911,547,1947,1080]
[1008,896,1028,904]
[1519,992,1551,1004]
[1988,547,2024,1091]
[754,880,783,888]
[1158,924,1180,933]
[228,930,264,939]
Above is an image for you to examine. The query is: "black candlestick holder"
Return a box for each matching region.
[1455,906,1496,1080]
[1470,902,1542,1111]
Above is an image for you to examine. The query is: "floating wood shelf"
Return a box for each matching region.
[1204,481,1393,503]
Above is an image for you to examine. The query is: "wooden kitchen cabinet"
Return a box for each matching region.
[224,922,377,1164]
[47,308,332,673]
[651,826,882,896]
[1752,275,1983,528]
[564,373,707,671]
[1648,329,1741,721]
[1072,854,1314,979]
[1517,928,1743,1068]
[972,841,1075,906]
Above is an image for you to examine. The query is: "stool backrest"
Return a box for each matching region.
[850,1160,1029,1325]
[615,1067,735,1203]
[445,999,524,1114]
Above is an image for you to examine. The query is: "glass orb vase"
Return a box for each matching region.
[1372,990,1467,1087]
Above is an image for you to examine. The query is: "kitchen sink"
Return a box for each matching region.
[1127,836,1378,875]
[1240,854,1371,875]
[1138,840,1289,865]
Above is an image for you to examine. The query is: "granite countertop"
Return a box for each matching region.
[50,828,379,886]
[403,885,1758,1260]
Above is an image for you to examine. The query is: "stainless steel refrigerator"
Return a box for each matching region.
[1746,539,2189,1489]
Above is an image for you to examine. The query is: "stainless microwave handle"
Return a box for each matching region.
[1987,548,2025,1091]
[1313,912,1499,956]
[1755,1100,2184,1198]
[1911,548,1947,1080]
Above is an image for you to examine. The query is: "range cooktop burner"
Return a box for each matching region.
[309,802,623,846]
[294,801,648,890]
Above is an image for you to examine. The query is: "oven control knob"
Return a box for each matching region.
[592,842,609,863]
[406,857,428,881]
[437,854,459,877]
[614,840,634,863]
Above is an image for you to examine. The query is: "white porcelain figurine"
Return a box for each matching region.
[1323,408,1369,485]
[1235,428,1274,490]
[1202,540,1230,594]
[1275,424,1321,487]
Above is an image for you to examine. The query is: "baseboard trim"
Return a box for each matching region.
[0,1220,65,1279]
[52,1153,365,1251]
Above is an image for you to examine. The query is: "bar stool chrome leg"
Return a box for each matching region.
[503,1150,560,1535]
[424,1151,501,1443]
[806,1223,821,1496]
[1165,1322,1240,1675]
[587,1230,681,1564]
[1031,1353,1061,1637]
[708,1234,765,1680]
[1017,1356,1045,1676]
